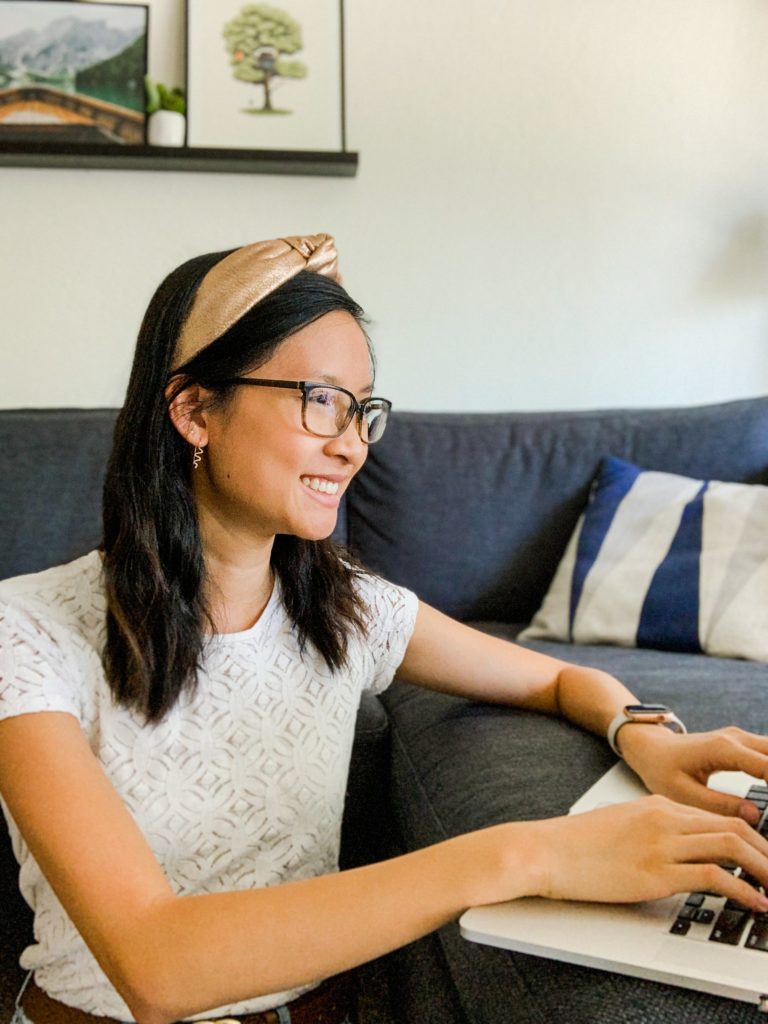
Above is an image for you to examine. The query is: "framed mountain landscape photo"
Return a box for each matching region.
[186,0,346,152]
[0,0,148,146]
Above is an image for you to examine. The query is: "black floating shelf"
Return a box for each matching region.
[0,141,358,177]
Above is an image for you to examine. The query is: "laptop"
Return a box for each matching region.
[460,764,768,1010]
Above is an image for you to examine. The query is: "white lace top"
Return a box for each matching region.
[0,551,419,1020]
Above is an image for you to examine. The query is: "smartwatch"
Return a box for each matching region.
[607,704,687,757]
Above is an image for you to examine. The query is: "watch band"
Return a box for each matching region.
[607,704,687,757]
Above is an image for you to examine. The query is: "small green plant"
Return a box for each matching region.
[145,75,186,116]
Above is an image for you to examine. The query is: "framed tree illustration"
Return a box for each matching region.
[186,0,346,152]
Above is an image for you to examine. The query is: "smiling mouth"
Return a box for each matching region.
[300,476,340,495]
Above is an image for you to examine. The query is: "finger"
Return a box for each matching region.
[718,727,768,759]
[697,732,768,781]
[675,805,768,852]
[668,803,768,863]
[675,830,768,888]
[672,863,768,913]
[672,774,762,824]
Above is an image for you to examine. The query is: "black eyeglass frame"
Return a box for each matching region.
[218,377,392,444]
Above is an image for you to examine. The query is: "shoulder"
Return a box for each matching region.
[0,552,106,723]
[0,551,105,638]
[344,572,419,694]
[352,570,420,635]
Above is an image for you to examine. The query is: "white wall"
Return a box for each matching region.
[2,0,767,412]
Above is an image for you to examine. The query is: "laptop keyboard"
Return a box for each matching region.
[669,784,768,951]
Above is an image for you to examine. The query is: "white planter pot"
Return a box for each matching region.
[147,110,186,147]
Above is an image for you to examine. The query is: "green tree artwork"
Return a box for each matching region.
[223,4,307,115]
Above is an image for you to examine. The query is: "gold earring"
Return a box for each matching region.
[192,446,204,470]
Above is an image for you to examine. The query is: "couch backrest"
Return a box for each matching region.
[0,407,351,583]
[344,397,768,622]
[3,399,768,618]
[0,409,117,582]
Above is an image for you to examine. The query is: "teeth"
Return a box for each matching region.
[301,476,339,495]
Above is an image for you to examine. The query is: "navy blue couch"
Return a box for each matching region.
[2,397,768,1024]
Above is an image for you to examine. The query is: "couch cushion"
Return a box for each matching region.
[0,409,117,581]
[340,693,397,869]
[382,634,768,844]
[0,408,349,586]
[521,457,768,661]
[345,399,768,623]
[518,637,768,734]
[0,811,32,1022]
[381,636,768,1024]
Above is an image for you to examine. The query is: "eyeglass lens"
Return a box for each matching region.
[304,386,389,443]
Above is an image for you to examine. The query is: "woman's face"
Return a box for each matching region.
[194,310,373,544]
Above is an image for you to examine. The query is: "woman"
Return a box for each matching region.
[1,234,768,1024]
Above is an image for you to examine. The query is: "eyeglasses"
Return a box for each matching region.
[219,377,392,444]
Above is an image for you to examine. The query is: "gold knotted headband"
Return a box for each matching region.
[171,233,341,370]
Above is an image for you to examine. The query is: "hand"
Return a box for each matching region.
[618,725,768,825]
[525,795,768,911]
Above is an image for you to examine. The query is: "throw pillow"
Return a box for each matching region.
[519,456,768,661]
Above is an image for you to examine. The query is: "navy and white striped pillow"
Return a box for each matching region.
[520,457,768,661]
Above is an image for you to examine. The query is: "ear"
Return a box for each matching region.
[165,380,211,448]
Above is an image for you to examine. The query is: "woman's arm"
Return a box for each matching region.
[3,711,768,1024]
[0,711,527,1023]
[397,602,640,724]
[397,602,768,819]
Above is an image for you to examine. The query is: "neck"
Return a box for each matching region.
[197,509,276,635]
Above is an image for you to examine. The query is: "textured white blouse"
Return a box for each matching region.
[0,552,418,1020]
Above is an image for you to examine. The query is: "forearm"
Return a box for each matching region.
[398,606,640,729]
[1,714,542,1024]
[554,663,638,739]
[554,665,686,779]
[115,823,537,1024]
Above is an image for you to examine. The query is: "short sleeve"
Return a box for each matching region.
[0,600,82,724]
[354,574,419,695]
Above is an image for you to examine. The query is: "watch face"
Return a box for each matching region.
[626,704,670,715]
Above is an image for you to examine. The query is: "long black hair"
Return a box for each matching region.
[102,251,370,723]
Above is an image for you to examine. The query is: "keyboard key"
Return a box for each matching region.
[678,904,697,921]
[685,893,705,908]
[725,898,749,911]
[695,908,715,925]
[746,915,768,952]
[671,918,691,936]
[737,871,763,890]
[710,909,750,945]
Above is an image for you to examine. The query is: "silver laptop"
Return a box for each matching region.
[460,764,768,1009]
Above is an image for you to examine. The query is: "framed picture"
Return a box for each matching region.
[0,0,149,146]
[186,0,346,152]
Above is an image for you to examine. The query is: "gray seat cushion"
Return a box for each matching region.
[380,634,768,1023]
[383,631,768,838]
